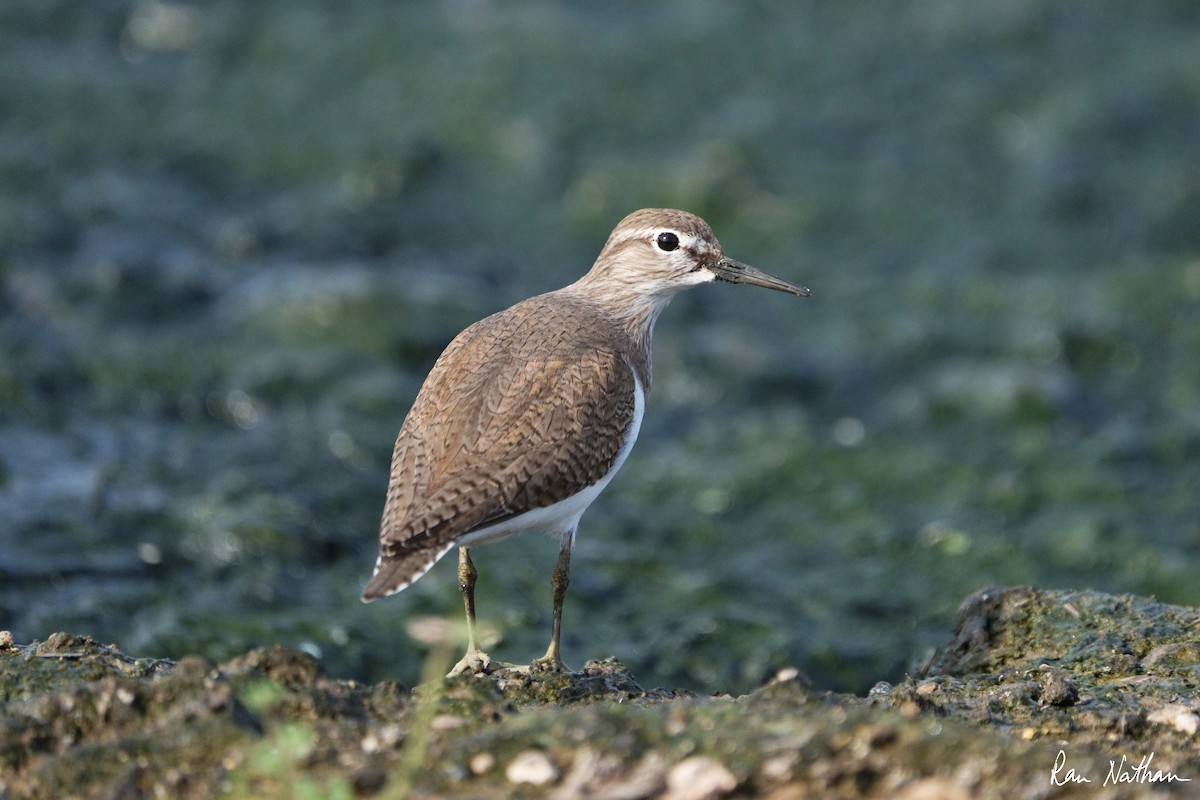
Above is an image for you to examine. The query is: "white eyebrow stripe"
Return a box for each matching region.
[607,226,693,247]
[609,225,676,241]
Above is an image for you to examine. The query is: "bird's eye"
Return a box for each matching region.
[656,232,679,252]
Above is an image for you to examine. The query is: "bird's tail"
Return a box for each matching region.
[360,544,454,602]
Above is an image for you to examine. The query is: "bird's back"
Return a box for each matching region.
[362,289,648,600]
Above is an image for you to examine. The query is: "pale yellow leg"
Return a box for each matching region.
[447,547,492,675]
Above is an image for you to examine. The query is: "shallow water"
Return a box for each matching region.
[2,1,1198,694]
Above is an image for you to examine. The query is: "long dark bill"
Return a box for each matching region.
[710,257,811,297]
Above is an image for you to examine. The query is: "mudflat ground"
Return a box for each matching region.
[2,587,1199,798]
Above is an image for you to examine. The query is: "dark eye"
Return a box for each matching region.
[656,232,679,252]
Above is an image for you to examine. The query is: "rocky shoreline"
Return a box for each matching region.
[1,586,1197,799]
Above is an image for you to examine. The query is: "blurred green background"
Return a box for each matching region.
[1,1,1198,694]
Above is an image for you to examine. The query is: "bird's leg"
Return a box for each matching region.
[448,546,492,676]
[532,535,573,673]
[459,546,482,654]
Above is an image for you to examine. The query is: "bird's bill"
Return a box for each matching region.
[709,257,811,297]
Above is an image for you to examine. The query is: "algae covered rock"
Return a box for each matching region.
[2,587,1198,799]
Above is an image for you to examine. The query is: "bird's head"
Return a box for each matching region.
[578,208,810,310]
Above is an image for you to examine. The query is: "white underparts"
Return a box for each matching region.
[376,369,646,596]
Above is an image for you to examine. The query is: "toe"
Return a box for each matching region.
[446,650,492,677]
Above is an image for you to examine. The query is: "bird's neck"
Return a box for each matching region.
[561,278,670,393]
[567,278,670,340]
[570,252,685,337]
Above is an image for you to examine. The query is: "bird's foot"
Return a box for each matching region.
[529,653,571,675]
[446,649,495,677]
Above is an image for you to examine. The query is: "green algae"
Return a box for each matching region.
[895,587,1200,751]
[3,0,1200,708]
[0,633,172,703]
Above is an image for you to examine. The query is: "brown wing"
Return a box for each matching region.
[361,297,638,600]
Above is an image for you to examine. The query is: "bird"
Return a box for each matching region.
[361,208,810,675]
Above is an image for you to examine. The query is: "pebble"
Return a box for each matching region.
[1037,671,1078,707]
[469,752,496,775]
[360,724,403,754]
[774,667,800,682]
[552,749,667,800]
[894,777,973,800]
[506,750,559,786]
[430,714,466,731]
[663,756,736,800]
[1146,704,1200,735]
